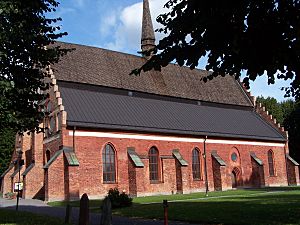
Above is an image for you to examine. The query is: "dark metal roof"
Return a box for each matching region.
[22,163,35,176]
[43,150,63,169]
[64,147,79,166]
[10,166,23,178]
[59,82,285,142]
[127,147,144,167]
[211,151,227,166]
[53,42,253,107]
[250,152,264,165]
[173,149,188,166]
[286,154,299,166]
[0,163,13,178]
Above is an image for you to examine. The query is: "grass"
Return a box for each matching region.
[49,199,103,208]
[115,187,300,225]
[48,187,300,225]
[0,209,68,225]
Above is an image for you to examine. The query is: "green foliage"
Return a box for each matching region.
[134,0,300,99]
[256,96,300,163]
[0,0,70,132]
[4,191,17,199]
[0,128,15,175]
[256,96,284,124]
[283,101,300,163]
[107,188,132,209]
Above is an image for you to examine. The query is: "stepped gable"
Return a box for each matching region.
[52,42,253,107]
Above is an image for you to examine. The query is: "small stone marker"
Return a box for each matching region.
[100,197,112,225]
[79,193,89,225]
[65,203,72,224]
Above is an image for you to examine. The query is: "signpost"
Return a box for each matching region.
[15,149,23,211]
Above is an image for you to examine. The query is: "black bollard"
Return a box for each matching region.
[65,203,72,224]
[163,200,168,225]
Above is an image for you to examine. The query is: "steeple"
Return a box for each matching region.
[141,0,155,56]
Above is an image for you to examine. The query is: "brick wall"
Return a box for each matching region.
[46,153,65,201]
[55,130,290,200]
[287,159,300,185]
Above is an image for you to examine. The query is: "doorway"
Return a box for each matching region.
[231,171,237,188]
[231,167,241,188]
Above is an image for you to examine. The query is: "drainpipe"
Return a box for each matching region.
[203,136,209,196]
[284,131,289,185]
[73,126,76,152]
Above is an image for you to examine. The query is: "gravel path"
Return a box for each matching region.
[0,198,201,225]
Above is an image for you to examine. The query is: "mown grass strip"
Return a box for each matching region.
[114,189,300,225]
[0,208,68,225]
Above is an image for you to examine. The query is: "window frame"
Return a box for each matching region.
[102,143,117,183]
[149,147,160,183]
[192,148,201,180]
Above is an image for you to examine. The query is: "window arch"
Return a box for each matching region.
[102,144,116,183]
[192,148,201,180]
[268,150,275,176]
[149,147,159,182]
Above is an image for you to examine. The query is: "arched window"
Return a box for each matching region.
[268,150,275,176]
[103,144,116,183]
[192,148,201,180]
[149,147,159,182]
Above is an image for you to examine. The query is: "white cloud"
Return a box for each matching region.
[99,11,119,37]
[74,0,85,8]
[100,0,169,53]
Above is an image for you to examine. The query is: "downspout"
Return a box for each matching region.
[203,136,209,196]
[284,131,289,185]
[73,126,76,152]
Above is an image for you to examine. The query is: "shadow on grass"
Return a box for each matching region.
[1,204,198,225]
[115,192,300,225]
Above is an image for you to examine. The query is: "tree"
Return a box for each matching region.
[0,128,15,176]
[257,96,299,162]
[283,101,300,163]
[133,0,300,99]
[0,0,69,133]
[256,96,284,124]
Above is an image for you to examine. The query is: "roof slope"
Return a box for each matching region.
[52,42,253,107]
[59,82,285,142]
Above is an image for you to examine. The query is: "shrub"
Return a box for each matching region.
[4,192,17,199]
[107,188,132,208]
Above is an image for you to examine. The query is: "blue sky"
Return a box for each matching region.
[53,0,292,102]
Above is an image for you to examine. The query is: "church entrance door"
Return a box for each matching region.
[231,171,237,188]
[175,160,183,194]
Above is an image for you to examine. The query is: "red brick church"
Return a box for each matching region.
[1,0,299,201]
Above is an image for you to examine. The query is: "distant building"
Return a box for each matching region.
[1,0,299,201]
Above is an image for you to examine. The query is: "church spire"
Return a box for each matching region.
[141,0,155,56]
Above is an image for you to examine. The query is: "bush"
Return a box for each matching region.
[4,192,17,199]
[107,188,132,209]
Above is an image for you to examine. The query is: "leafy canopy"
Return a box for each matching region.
[0,128,15,175]
[133,0,300,99]
[256,96,299,162]
[0,0,69,132]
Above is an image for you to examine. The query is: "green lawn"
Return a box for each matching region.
[115,187,300,225]
[48,187,300,225]
[0,209,68,225]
